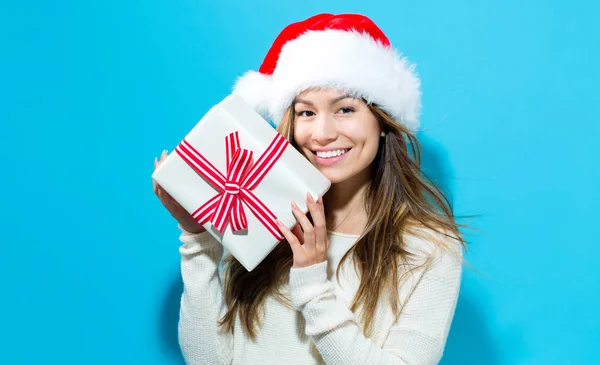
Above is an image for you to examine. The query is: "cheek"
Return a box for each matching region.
[293,123,309,146]
[293,124,312,157]
[358,135,380,164]
[348,121,380,161]
[346,121,380,148]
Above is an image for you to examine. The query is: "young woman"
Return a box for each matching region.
[153,13,466,365]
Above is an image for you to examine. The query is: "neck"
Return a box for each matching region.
[324,166,373,234]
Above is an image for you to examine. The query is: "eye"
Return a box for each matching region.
[295,110,315,117]
[337,107,355,114]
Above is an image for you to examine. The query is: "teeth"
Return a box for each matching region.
[316,149,348,159]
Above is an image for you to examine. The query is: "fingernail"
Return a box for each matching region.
[276,219,283,226]
[317,195,323,205]
[291,201,299,210]
[306,192,315,203]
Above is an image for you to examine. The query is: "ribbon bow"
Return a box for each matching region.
[175,131,288,240]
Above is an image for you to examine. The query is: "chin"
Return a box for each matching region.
[317,168,353,184]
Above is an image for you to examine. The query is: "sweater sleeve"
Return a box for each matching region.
[288,239,462,365]
[177,225,233,365]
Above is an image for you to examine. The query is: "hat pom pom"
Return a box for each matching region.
[233,71,273,122]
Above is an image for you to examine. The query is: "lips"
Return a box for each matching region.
[311,148,352,166]
[315,148,350,159]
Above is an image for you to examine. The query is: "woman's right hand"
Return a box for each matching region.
[153,150,206,234]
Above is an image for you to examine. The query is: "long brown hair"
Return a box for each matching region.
[218,102,469,339]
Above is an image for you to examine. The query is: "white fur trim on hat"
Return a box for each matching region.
[232,70,274,121]
[233,29,421,132]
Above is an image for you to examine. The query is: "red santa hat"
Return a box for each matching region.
[232,13,422,132]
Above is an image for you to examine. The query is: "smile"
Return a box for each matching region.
[314,149,350,159]
[312,148,352,166]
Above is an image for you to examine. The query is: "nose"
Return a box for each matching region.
[312,113,338,145]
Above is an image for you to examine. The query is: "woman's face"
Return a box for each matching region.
[293,88,382,184]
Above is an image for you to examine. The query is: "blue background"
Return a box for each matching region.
[1,0,598,364]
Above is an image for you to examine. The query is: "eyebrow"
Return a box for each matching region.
[294,94,355,107]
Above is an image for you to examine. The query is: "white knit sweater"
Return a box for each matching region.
[177,226,463,365]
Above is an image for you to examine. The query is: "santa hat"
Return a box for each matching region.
[232,13,422,132]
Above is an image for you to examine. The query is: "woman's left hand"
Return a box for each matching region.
[277,193,329,269]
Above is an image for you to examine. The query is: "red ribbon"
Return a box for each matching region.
[175,131,288,240]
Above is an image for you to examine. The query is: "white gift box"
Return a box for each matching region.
[152,94,331,271]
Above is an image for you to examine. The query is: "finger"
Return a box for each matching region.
[318,195,330,251]
[306,193,326,254]
[277,220,304,257]
[316,195,330,250]
[291,201,315,252]
[291,224,305,245]
[158,150,168,166]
